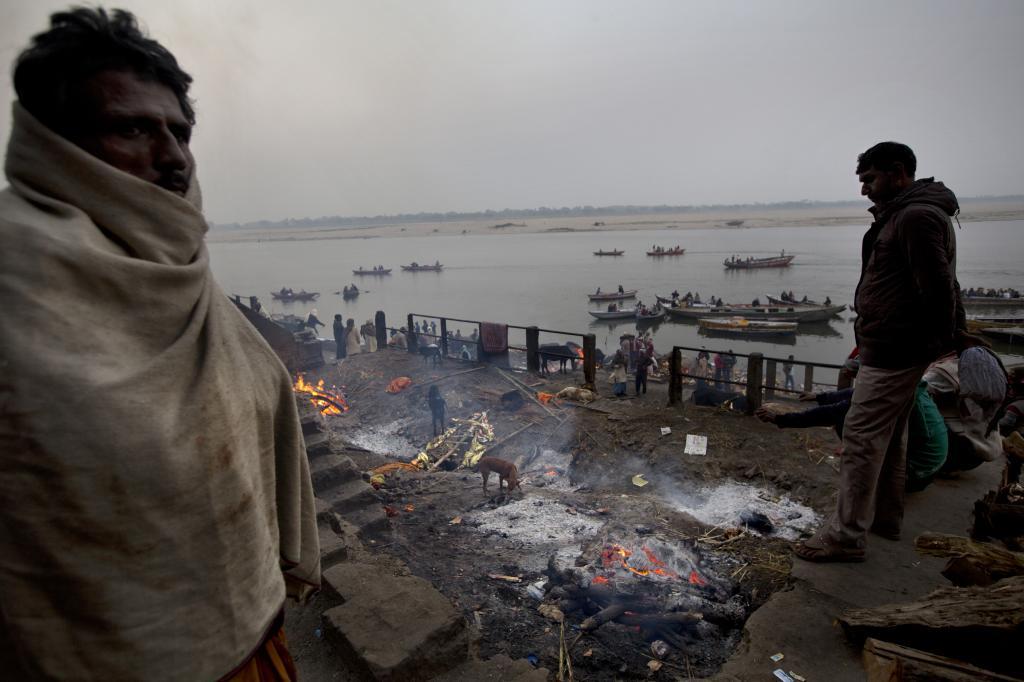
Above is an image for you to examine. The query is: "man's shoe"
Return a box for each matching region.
[870,524,901,541]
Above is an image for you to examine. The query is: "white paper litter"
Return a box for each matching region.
[684,434,708,455]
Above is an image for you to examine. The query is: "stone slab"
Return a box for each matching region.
[321,568,468,680]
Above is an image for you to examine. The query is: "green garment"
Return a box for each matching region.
[908,381,948,483]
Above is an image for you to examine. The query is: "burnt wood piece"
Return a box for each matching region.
[616,611,703,628]
[863,638,1020,682]
[915,532,1024,587]
[580,603,629,632]
[839,576,1024,678]
[973,492,1024,540]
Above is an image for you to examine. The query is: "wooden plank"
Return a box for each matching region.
[803,364,815,393]
[863,638,1019,682]
[915,532,1024,586]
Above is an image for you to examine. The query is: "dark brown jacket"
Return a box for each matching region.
[854,178,965,369]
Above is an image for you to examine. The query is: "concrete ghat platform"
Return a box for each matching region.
[714,460,1004,681]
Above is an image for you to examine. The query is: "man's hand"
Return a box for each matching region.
[755,406,777,423]
[798,392,817,402]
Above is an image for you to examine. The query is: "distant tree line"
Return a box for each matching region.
[213,195,1024,231]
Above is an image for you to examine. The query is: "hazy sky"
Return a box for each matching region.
[2,0,1022,224]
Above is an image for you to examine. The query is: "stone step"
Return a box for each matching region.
[432,654,549,682]
[309,454,363,494]
[320,478,379,515]
[303,431,331,457]
[317,523,352,569]
[321,563,469,681]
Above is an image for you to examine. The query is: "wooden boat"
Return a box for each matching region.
[588,289,637,301]
[636,308,665,322]
[698,317,798,337]
[271,290,319,302]
[978,327,1024,343]
[589,308,637,320]
[665,302,846,323]
[723,255,795,269]
[766,294,824,306]
[962,296,1024,307]
[401,263,444,272]
[593,250,624,256]
[646,247,685,256]
[341,287,360,300]
[353,268,391,276]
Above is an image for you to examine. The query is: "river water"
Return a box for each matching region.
[208,220,1024,367]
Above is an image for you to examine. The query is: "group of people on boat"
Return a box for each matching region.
[778,290,832,305]
[650,244,681,253]
[671,291,722,307]
[408,260,442,268]
[962,286,1020,299]
[342,283,360,296]
[594,284,627,296]
[359,265,386,272]
[276,286,314,298]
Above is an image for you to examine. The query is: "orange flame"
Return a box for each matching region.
[592,575,610,585]
[688,570,706,586]
[601,544,694,581]
[294,374,349,415]
[545,469,558,477]
[575,347,585,359]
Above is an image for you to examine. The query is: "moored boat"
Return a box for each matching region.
[636,308,665,322]
[962,296,1023,307]
[724,255,795,269]
[766,294,824,306]
[271,289,319,302]
[589,308,638,320]
[698,317,798,337]
[665,302,845,323]
[588,289,638,301]
[593,249,624,256]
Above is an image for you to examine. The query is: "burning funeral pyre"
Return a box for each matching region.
[293,374,349,415]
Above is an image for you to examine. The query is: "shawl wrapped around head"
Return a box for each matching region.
[0,104,320,680]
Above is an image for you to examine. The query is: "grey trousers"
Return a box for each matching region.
[824,363,928,547]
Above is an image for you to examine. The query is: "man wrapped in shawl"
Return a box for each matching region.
[0,8,319,680]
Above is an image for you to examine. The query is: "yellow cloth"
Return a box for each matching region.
[0,104,319,680]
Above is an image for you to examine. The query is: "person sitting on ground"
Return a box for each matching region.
[389,326,408,349]
[756,382,947,492]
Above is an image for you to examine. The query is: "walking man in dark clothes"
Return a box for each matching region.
[333,313,346,361]
[427,385,447,435]
[796,142,967,563]
[635,348,652,395]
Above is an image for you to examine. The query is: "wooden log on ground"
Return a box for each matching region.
[839,576,1024,678]
[863,637,1020,682]
[580,603,628,632]
[616,611,703,628]
[915,532,1024,586]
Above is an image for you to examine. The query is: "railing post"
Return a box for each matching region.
[526,326,540,372]
[440,318,449,357]
[669,347,682,406]
[583,334,596,389]
[803,364,815,394]
[374,311,387,351]
[745,352,763,415]
[407,314,417,353]
[764,359,777,399]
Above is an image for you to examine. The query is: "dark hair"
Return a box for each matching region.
[856,141,916,177]
[13,7,194,135]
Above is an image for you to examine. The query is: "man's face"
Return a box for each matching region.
[857,165,900,206]
[70,69,193,196]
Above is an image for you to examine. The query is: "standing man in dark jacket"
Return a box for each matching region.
[796,141,965,562]
[333,313,347,362]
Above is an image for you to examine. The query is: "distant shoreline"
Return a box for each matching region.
[206,201,1024,244]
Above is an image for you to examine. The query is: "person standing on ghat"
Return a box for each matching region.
[795,141,967,562]
[0,8,319,679]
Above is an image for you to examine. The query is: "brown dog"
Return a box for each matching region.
[477,456,521,494]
